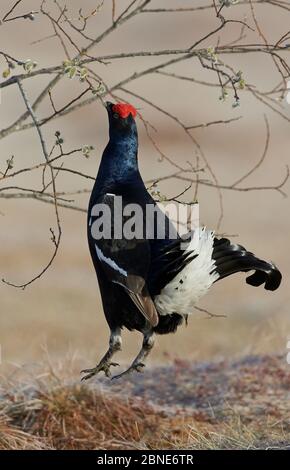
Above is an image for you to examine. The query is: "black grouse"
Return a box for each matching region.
[82,101,282,380]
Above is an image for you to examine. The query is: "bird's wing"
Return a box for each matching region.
[149,236,197,295]
[126,287,159,327]
[89,193,158,327]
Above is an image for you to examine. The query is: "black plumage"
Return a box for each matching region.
[212,237,281,290]
[81,101,282,381]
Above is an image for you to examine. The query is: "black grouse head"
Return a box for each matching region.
[106,101,137,138]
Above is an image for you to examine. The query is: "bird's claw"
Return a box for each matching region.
[111,362,145,380]
[81,361,119,380]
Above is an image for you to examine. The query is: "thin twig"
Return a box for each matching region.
[2,80,62,289]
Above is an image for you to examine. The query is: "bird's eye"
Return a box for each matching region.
[113,113,119,119]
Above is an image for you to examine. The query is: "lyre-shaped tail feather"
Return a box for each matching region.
[212,238,282,291]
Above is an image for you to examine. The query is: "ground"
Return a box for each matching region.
[1,354,289,450]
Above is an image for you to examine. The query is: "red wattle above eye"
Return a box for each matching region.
[112,103,137,119]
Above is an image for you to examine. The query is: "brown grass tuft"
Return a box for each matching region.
[0,382,187,450]
[0,415,48,450]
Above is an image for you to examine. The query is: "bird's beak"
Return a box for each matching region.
[105,101,113,113]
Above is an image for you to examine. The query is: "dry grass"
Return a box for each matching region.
[0,380,186,450]
[1,354,289,450]
[0,416,48,450]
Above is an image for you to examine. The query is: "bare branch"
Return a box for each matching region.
[2,80,62,289]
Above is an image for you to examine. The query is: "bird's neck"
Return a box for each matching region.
[96,131,140,190]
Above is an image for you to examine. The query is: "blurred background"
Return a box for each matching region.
[0,0,289,374]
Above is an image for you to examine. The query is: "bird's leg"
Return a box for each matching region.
[81,328,122,380]
[112,331,155,380]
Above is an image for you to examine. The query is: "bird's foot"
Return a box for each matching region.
[111,362,145,380]
[81,361,119,380]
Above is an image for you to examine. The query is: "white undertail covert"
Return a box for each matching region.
[154,228,219,316]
